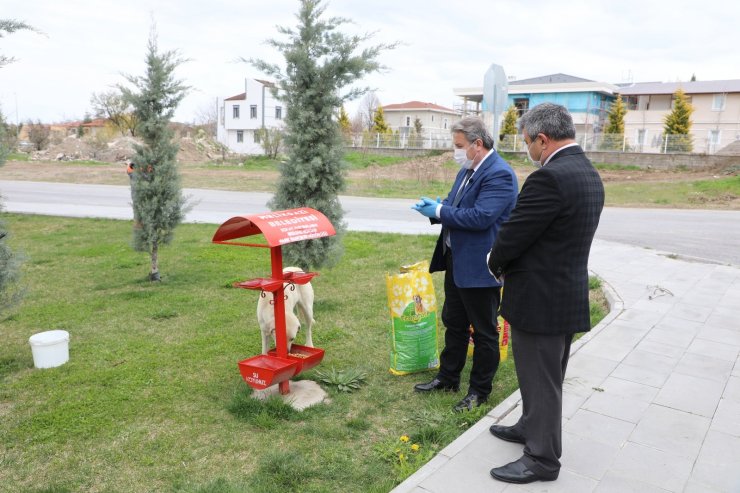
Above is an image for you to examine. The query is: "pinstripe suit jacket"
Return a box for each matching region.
[487,145,604,335]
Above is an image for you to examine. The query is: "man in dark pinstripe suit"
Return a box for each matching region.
[487,103,605,484]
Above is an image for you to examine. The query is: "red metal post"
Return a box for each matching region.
[270,246,290,394]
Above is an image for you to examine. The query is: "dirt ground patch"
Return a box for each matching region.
[2,151,737,207]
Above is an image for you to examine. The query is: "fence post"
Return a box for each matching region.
[622,135,626,152]
[663,135,668,154]
[376,133,380,148]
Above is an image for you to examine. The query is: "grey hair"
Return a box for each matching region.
[451,116,494,149]
[518,102,576,141]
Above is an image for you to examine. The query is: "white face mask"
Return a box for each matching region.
[526,139,543,168]
[453,147,474,169]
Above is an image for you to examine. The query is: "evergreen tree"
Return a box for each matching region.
[413,117,423,134]
[1,19,38,68]
[0,18,35,313]
[250,0,395,269]
[120,29,190,281]
[500,105,518,139]
[0,202,24,315]
[338,105,351,139]
[663,88,694,152]
[601,95,627,150]
[371,105,391,134]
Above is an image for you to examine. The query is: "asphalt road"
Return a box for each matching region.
[2,180,739,266]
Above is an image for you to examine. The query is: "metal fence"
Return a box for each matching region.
[343,131,740,155]
[498,133,740,155]
[344,132,453,150]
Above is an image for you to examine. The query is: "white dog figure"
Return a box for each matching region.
[256,267,315,354]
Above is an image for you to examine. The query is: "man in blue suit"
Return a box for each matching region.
[412,116,518,412]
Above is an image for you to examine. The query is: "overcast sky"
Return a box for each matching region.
[2,0,739,124]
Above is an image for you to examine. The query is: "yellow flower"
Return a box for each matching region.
[400,435,410,442]
[399,453,406,461]
[411,444,420,452]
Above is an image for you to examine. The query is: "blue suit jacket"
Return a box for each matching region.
[429,150,518,288]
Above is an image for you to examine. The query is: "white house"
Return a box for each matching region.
[618,79,740,153]
[216,78,286,154]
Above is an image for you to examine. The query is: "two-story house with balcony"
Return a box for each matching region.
[454,73,619,137]
[617,79,740,153]
[216,78,286,154]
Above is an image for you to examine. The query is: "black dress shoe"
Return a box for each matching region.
[452,392,487,412]
[489,424,525,444]
[413,378,459,393]
[490,458,557,484]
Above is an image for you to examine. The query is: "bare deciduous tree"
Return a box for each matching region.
[193,98,219,137]
[26,120,50,150]
[90,91,138,136]
[358,91,380,131]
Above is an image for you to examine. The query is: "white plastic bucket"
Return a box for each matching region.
[29,330,70,369]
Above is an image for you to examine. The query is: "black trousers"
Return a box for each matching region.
[509,327,573,477]
[437,251,501,398]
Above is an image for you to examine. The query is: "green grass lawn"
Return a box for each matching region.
[1,215,606,493]
[604,175,740,207]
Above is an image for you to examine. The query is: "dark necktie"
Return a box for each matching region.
[452,169,474,207]
[444,169,474,252]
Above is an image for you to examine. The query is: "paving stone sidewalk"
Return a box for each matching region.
[392,239,740,493]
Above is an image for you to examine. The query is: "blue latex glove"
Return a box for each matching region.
[412,196,439,218]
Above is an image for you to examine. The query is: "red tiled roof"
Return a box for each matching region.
[382,101,457,113]
[254,79,276,88]
[225,93,246,101]
[54,118,108,128]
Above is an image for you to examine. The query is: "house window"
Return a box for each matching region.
[514,98,530,116]
[250,105,258,119]
[712,94,726,111]
[431,115,435,122]
[232,105,240,119]
[254,131,261,143]
[236,130,243,143]
[708,130,721,152]
[624,96,639,111]
[275,106,282,119]
[637,128,647,146]
[443,118,448,130]
[405,116,411,127]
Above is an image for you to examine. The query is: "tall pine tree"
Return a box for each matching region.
[601,94,627,150]
[338,105,351,140]
[250,0,395,269]
[0,18,36,314]
[500,105,518,139]
[663,88,694,152]
[371,105,391,134]
[120,29,190,281]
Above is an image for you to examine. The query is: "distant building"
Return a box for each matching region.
[216,79,286,154]
[617,79,740,153]
[375,101,458,149]
[454,73,619,136]
[381,101,458,134]
[49,118,109,138]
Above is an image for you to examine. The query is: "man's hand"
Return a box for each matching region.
[411,196,439,218]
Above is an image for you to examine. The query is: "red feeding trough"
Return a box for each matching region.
[238,355,299,390]
[268,344,325,374]
[212,207,336,395]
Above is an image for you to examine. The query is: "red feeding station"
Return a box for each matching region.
[212,207,336,395]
